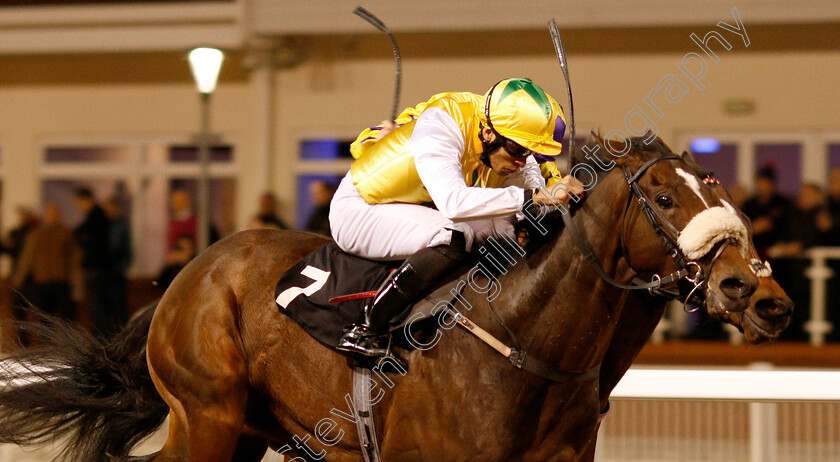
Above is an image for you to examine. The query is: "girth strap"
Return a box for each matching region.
[508,348,601,384]
[352,367,382,462]
[455,313,601,384]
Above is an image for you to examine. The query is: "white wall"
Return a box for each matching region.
[275,50,840,146]
[1,49,838,233]
[273,49,840,200]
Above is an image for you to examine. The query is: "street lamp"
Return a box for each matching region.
[188,47,223,252]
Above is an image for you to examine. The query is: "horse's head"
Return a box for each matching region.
[574,134,792,342]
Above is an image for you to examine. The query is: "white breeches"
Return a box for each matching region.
[329,173,513,261]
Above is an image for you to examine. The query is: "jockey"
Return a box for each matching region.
[330,77,584,357]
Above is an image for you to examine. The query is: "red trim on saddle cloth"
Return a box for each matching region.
[329,291,378,304]
[328,267,396,303]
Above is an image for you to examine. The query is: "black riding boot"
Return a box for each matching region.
[336,231,468,357]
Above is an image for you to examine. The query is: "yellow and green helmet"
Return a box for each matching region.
[481,78,566,156]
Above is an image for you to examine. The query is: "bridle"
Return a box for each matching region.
[561,152,734,311]
[455,150,738,387]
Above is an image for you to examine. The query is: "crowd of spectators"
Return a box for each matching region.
[7,170,840,345]
[4,188,132,344]
[2,182,336,343]
[9,170,840,345]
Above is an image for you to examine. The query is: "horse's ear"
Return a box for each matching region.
[681,150,715,178]
[568,131,597,166]
[681,150,699,166]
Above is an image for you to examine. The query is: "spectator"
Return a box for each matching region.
[103,198,132,328]
[250,192,289,229]
[826,168,840,246]
[772,183,832,255]
[73,187,115,335]
[156,235,196,290]
[788,183,834,341]
[741,165,793,259]
[11,203,81,345]
[12,203,80,324]
[166,189,218,252]
[2,206,40,273]
[823,168,840,343]
[3,206,40,335]
[304,180,334,236]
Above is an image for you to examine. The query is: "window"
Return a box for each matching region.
[755,143,802,197]
[300,139,354,160]
[39,139,237,276]
[827,143,840,171]
[46,145,131,164]
[167,145,234,163]
[675,132,833,199]
[296,174,342,232]
[42,178,129,228]
[296,138,353,229]
[692,143,738,190]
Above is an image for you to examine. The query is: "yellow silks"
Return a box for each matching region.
[349,92,508,205]
[539,161,563,188]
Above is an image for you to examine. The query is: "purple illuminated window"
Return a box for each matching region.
[755,143,802,198]
[300,140,354,160]
[46,146,130,163]
[168,145,232,163]
[828,144,840,171]
[693,143,737,189]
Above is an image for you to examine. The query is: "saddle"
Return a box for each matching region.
[274,243,465,355]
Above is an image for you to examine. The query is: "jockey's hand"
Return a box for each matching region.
[471,217,515,246]
[374,120,398,141]
[534,175,585,206]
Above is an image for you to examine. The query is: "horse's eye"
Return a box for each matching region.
[656,195,674,209]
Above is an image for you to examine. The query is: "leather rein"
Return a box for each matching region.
[564,153,733,309]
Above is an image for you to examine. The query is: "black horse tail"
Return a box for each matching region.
[0,301,168,462]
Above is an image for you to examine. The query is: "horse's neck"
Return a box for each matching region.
[598,291,669,403]
[493,177,635,371]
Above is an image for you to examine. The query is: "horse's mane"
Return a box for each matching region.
[569,131,672,178]
[570,132,712,180]
[570,131,713,193]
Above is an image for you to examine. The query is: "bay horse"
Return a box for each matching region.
[0,135,791,462]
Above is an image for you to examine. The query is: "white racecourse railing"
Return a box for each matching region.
[803,247,840,346]
[596,365,840,462]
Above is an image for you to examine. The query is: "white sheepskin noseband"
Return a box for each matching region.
[677,206,749,260]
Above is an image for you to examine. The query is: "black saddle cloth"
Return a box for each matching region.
[274,217,550,354]
[274,243,397,349]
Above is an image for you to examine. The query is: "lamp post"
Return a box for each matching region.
[188,47,223,252]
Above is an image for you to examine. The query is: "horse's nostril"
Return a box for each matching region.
[755,297,793,320]
[719,277,756,300]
